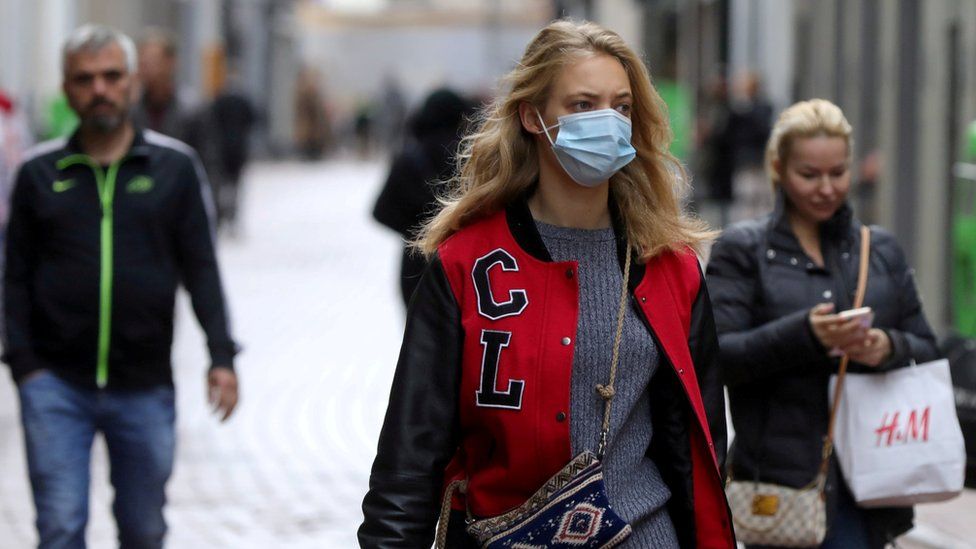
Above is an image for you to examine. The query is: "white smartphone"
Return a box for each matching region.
[838,306,874,328]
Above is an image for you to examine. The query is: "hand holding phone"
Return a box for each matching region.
[837,306,874,328]
[810,304,874,356]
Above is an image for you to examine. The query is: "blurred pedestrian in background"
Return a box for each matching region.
[193,70,256,237]
[371,87,474,307]
[360,19,734,548]
[132,27,194,142]
[855,149,881,226]
[376,74,407,151]
[3,25,239,548]
[293,67,330,160]
[353,101,376,159]
[706,99,939,548]
[729,71,773,221]
[696,73,735,227]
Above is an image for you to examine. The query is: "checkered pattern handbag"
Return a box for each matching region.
[725,226,872,547]
[725,474,827,547]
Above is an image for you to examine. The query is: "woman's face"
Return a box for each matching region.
[778,135,851,225]
[521,53,633,142]
[544,53,632,122]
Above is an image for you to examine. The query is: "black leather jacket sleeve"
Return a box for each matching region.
[688,267,728,471]
[359,253,462,548]
[706,229,830,387]
[873,232,940,371]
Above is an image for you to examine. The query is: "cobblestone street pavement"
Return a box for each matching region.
[0,159,973,548]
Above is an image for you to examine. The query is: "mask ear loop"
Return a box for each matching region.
[534,108,558,146]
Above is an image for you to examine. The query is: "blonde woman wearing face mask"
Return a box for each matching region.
[706,99,939,548]
[359,19,735,549]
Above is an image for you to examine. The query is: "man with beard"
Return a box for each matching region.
[3,25,239,548]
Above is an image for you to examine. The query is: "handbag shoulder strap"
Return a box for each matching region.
[595,241,632,458]
[819,224,871,480]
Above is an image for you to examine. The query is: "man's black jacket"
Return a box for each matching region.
[4,128,237,389]
[706,196,939,546]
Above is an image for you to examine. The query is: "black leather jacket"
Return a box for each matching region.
[705,196,939,546]
[360,199,730,548]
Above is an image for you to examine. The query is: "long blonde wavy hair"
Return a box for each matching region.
[415,19,713,259]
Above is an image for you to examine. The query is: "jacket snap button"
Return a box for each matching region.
[766,249,776,259]
[556,411,567,422]
[565,268,574,278]
[790,257,798,266]
[823,290,832,299]
[679,368,685,375]
[561,337,571,346]
[640,296,646,303]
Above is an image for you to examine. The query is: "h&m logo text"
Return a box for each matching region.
[874,407,930,447]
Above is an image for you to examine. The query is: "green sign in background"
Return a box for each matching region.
[951,121,976,336]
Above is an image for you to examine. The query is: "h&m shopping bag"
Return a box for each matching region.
[829,359,966,507]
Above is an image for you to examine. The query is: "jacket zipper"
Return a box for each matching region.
[56,154,123,388]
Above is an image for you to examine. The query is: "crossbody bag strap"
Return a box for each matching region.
[595,240,632,458]
[818,225,871,481]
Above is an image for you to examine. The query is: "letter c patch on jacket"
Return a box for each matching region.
[472,248,529,320]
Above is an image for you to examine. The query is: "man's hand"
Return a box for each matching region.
[208,367,238,422]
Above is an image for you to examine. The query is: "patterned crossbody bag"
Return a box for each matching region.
[434,244,635,549]
[725,225,871,547]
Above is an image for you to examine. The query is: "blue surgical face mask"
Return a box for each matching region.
[535,108,637,187]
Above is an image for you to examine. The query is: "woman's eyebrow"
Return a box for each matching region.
[566,91,599,99]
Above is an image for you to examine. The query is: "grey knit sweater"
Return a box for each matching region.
[535,220,678,548]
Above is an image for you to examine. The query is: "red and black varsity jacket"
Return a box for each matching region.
[360,198,735,548]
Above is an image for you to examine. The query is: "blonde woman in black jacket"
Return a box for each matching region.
[706,99,939,548]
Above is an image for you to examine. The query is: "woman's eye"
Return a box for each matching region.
[573,101,592,111]
[615,104,632,115]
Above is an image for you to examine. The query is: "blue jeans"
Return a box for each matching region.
[18,371,176,549]
[820,481,871,549]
